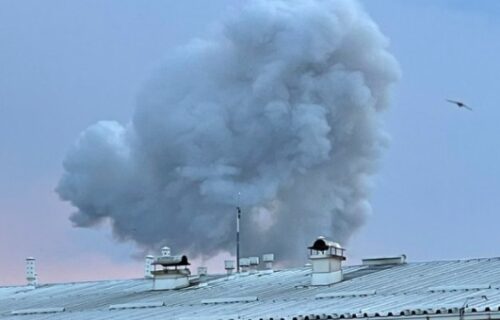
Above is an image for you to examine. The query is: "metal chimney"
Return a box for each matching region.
[25,257,38,287]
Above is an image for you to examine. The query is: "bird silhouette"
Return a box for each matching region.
[446,99,472,111]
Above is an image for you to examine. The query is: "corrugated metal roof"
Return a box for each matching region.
[2,258,500,319]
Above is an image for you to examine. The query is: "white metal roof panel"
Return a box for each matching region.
[3,258,500,319]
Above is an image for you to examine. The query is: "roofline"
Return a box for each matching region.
[3,256,500,288]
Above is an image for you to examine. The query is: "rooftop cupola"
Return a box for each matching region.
[151,248,191,290]
[308,236,346,286]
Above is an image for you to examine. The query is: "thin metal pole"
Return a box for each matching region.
[236,205,241,273]
[236,192,241,273]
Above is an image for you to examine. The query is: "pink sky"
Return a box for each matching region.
[0,177,140,285]
[0,188,226,286]
[0,175,233,286]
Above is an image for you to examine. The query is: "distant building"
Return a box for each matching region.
[1,237,499,320]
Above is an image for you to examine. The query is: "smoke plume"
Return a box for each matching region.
[57,0,400,263]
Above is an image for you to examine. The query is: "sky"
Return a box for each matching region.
[1,0,500,286]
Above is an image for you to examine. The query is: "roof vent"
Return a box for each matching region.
[197,266,207,276]
[109,302,164,310]
[201,296,258,304]
[249,256,260,266]
[362,255,406,266]
[224,260,235,275]
[144,255,154,279]
[428,284,491,292]
[262,254,274,271]
[315,290,377,299]
[239,258,250,272]
[151,247,191,290]
[308,236,346,286]
[11,307,65,316]
[249,257,259,273]
[25,257,38,287]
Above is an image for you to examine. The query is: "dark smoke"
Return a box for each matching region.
[57,0,400,263]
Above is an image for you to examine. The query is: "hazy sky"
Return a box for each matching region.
[1,0,500,286]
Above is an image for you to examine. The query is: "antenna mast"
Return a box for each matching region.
[236,192,241,273]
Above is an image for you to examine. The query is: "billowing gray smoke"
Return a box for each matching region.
[57,0,399,263]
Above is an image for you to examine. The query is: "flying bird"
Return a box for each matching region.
[446,99,472,111]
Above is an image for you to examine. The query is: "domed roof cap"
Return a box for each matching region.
[153,255,190,267]
[308,236,343,251]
